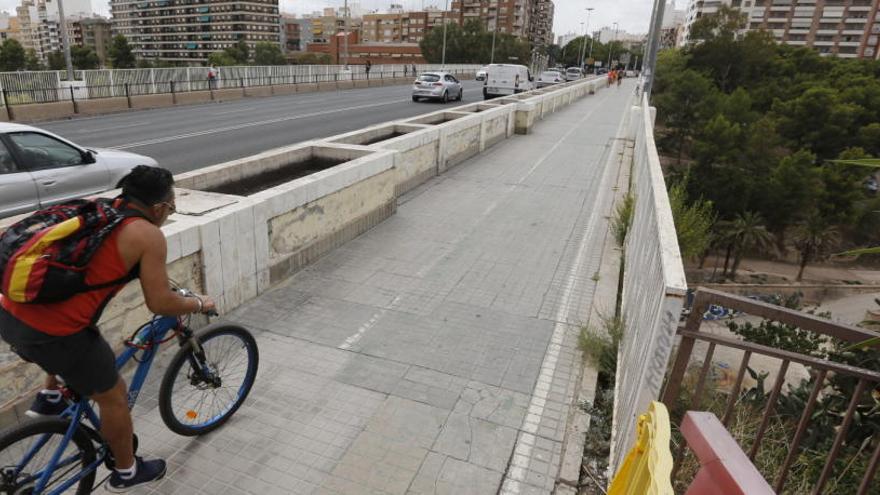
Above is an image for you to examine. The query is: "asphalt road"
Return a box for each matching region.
[38,80,486,174]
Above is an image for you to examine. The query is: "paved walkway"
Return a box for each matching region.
[116,83,636,495]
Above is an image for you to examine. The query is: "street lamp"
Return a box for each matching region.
[607,21,618,70]
[580,7,594,71]
[343,0,350,69]
[441,0,449,67]
[489,5,497,64]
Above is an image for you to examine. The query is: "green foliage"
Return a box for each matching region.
[611,192,635,247]
[24,49,42,71]
[108,35,136,68]
[0,39,26,71]
[209,40,252,66]
[47,51,66,71]
[578,314,624,380]
[669,180,716,260]
[419,19,530,64]
[71,46,100,70]
[253,42,286,66]
[289,52,332,65]
[789,214,840,281]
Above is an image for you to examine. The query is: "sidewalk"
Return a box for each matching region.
[111,82,637,495]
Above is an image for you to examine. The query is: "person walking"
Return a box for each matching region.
[365,60,372,76]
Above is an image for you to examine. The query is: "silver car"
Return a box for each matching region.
[565,67,583,81]
[476,66,488,81]
[412,72,463,103]
[0,123,158,218]
[536,70,564,88]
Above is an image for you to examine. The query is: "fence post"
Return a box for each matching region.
[170,80,176,104]
[125,83,131,108]
[150,68,157,94]
[69,86,78,114]
[269,75,274,95]
[209,76,215,101]
[3,89,12,121]
[240,77,245,96]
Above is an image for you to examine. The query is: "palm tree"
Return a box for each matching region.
[724,211,776,280]
[789,215,840,282]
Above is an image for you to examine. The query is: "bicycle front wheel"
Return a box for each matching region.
[158,324,259,436]
[0,418,97,495]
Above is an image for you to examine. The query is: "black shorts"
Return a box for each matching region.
[0,305,119,397]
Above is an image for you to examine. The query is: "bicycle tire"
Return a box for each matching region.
[158,324,259,436]
[0,418,97,495]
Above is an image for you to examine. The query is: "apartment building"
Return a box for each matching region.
[683,0,880,58]
[529,0,553,47]
[110,0,280,64]
[361,10,436,43]
[71,17,112,64]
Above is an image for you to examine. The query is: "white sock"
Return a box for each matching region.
[40,389,62,403]
[116,461,137,480]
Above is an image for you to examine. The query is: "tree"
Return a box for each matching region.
[71,46,100,70]
[47,51,66,71]
[109,34,136,68]
[24,49,43,71]
[289,52,331,65]
[723,211,775,279]
[207,51,237,67]
[253,42,285,65]
[668,179,716,261]
[227,40,250,64]
[419,19,530,64]
[789,215,840,281]
[0,39,26,71]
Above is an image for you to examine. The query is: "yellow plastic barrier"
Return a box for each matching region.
[608,401,674,495]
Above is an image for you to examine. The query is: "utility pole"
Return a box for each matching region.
[56,0,74,81]
[441,0,449,67]
[490,8,497,64]
[642,0,667,99]
[580,7,593,70]
[343,0,350,69]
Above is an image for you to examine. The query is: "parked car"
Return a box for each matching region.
[536,70,565,88]
[625,69,636,77]
[412,72,463,103]
[0,123,158,218]
[596,68,609,75]
[565,67,583,81]
[476,66,489,81]
[483,64,533,99]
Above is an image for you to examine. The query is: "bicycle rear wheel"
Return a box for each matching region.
[0,418,97,495]
[158,324,259,436]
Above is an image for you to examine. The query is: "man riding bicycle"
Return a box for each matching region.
[0,165,216,492]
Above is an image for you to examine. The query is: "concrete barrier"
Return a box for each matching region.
[130,93,173,109]
[213,88,244,102]
[244,86,272,98]
[0,74,605,416]
[297,83,318,93]
[175,90,212,105]
[8,101,75,121]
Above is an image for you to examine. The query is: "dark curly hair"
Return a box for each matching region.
[116,165,174,206]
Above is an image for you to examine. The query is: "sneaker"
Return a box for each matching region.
[24,391,67,418]
[105,457,167,493]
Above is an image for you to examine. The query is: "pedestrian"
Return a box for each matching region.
[207,66,217,90]
[404,64,408,77]
[617,69,622,87]
[412,63,417,75]
[365,60,371,76]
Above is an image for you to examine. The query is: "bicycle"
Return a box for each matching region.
[0,287,259,494]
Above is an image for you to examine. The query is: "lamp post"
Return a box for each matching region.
[441,0,449,67]
[490,13,497,63]
[579,7,593,71]
[343,0,349,69]
[57,0,74,81]
[607,21,618,70]
[642,0,667,99]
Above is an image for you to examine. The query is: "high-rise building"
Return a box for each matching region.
[71,17,112,64]
[281,14,313,51]
[557,32,578,47]
[529,0,553,47]
[361,10,435,43]
[682,0,880,58]
[110,0,281,65]
[662,1,687,47]
[449,0,532,39]
[0,13,23,42]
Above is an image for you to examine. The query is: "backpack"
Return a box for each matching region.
[0,198,144,304]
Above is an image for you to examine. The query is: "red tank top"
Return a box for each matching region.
[0,217,143,336]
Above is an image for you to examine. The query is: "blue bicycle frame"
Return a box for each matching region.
[16,315,181,495]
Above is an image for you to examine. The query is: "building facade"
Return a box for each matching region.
[71,17,112,64]
[683,0,880,58]
[307,30,425,65]
[361,10,436,43]
[110,0,281,64]
[529,0,554,47]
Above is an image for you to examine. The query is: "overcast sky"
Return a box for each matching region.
[0,0,662,40]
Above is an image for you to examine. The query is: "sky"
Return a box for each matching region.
[0,0,661,40]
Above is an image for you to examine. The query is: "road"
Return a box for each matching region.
[38,81,486,174]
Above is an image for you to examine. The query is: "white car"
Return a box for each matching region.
[536,70,565,88]
[0,123,158,218]
[565,67,583,81]
[476,66,489,81]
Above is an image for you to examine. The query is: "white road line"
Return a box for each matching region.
[338,295,402,351]
[108,98,410,150]
[502,89,629,495]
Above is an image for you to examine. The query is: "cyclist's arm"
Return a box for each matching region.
[135,224,208,316]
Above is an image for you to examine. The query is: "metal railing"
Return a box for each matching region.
[661,288,880,494]
[612,92,688,472]
[0,64,481,106]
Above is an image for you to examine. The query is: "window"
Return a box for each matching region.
[8,133,84,170]
[0,141,17,174]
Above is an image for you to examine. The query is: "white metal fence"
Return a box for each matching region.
[0,64,481,105]
[611,92,688,472]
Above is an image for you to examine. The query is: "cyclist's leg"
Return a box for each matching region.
[91,379,134,470]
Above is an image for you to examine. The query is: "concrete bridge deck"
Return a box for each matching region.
[117,82,636,495]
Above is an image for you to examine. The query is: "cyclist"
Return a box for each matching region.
[0,165,216,492]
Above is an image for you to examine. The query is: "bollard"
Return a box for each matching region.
[69,86,78,114]
[240,78,245,96]
[3,89,13,121]
[125,83,131,108]
[170,80,176,104]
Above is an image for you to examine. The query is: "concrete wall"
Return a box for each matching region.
[0,74,605,415]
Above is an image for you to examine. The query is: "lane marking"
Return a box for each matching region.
[502,88,631,494]
[107,98,410,149]
[76,121,152,133]
[338,295,402,351]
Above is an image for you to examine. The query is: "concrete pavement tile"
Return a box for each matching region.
[407,452,504,495]
[452,381,530,430]
[431,414,518,473]
[365,396,450,449]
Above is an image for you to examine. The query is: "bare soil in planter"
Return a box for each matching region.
[361,131,408,145]
[205,157,345,196]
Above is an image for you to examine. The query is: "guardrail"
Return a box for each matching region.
[661,288,880,494]
[0,64,481,106]
[612,92,688,471]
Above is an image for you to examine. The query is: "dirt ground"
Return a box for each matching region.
[692,255,880,285]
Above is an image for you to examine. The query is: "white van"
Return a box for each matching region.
[483,64,533,99]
